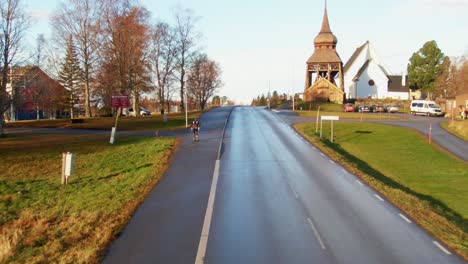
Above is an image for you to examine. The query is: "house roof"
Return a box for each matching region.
[388,75,408,93]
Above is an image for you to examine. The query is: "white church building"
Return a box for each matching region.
[341,41,409,100]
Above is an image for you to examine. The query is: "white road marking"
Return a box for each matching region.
[272,109,280,113]
[307,218,326,250]
[374,194,384,202]
[433,241,452,255]
[320,153,325,157]
[195,160,220,264]
[288,182,299,199]
[398,213,412,223]
[356,180,364,186]
[329,160,335,164]
[341,169,348,174]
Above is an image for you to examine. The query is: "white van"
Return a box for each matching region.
[410,100,444,116]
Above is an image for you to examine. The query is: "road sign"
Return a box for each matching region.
[111,95,130,108]
[320,116,339,143]
[321,116,339,121]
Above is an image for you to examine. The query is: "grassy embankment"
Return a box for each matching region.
[295,122,468,259]
[0,134,176,263]
[295,103,402,120]
[6,112,201,131]
[440,120,468,141]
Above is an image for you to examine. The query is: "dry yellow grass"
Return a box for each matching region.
[0,134,177,263]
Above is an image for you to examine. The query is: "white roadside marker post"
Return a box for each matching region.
[62,152,75,185]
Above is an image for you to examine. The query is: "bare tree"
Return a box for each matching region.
[99,0,152,116]
[174,8,199,112]
[51,0,102,117]
[187,53,222,111]
[150,22,177,114]
[0,0,31,135]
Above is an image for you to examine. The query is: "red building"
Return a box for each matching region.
[6,66,69,120]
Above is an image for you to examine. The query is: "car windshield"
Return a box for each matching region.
[428,104,439,108]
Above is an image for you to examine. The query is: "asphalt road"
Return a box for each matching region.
[203,107,464,263]
[103,106,233,264]
[276,110,468,161]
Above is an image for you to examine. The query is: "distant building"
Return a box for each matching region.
[342,41,409,100]
[303,3,344,104]
[5,66,69,121]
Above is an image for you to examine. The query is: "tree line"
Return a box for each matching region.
[0,0,223,134]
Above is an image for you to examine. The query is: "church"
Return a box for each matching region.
[343,41,409,100]
[304,4,409,102]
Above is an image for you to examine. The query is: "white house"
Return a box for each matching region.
[340,41,409,100]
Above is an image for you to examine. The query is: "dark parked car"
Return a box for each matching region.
[371,104,384,113]
[356,105,371,112]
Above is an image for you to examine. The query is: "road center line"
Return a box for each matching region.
[307,218,326,250]
[195,160,220,264]
[374,194,385,202]
[398,213,412,223]
[433,241,452,255]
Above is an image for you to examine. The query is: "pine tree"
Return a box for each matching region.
[58,36,83,118]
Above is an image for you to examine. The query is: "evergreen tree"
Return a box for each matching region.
[407,40,446,99]
[58,36,83,118]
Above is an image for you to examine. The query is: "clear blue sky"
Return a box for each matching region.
[27,0,468,104]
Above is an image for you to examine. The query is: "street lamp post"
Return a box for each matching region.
[185,88,188,128]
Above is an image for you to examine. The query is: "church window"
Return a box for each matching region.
[368,80,375,86]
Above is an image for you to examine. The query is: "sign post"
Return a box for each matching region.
[110,95,129,144]
[315,106,321,133]
[321,116,339,143]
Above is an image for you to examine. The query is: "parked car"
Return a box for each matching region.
[410,100,444,116]
[371,104,384,113]
[125,107,151,117]
[357,105,371,112]
[343,103,355,112]
[386,105,399,113]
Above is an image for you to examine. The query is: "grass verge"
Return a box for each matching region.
[295,122,467,259]
[440,120,468,141]
[0,134,176,263]
[6,112,201,131]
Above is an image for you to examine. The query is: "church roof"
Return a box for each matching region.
[344,41,368,73]
[388,75,408,92]
[352,59,390,81]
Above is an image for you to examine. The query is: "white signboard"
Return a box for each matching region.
[321,116,339,121]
